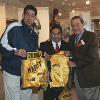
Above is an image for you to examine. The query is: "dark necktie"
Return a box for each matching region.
[55,43,60,53]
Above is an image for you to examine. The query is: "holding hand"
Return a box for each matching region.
[15,49,27,58]
[43,52,51,61]
[68,61,76,68]
[64,51,71,57]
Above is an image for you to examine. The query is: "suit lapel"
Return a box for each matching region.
[60,40,65,50]
[72,35,76,47]
[49,40,56,53]
[78,30,88,44]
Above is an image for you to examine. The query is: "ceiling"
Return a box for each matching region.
[0,0,100,19]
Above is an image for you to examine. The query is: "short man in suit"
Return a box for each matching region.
[39,25,70,100]
[69,16,100,100]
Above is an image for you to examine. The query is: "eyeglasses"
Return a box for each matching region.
[71,23,83,30]
[51,32,61,35]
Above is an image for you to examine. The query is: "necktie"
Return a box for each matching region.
[75,35,79,44]
[55,43,60,53]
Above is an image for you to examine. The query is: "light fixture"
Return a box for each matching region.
[98,17,100,24]
[86,0,90,5]
[58,12,61,16]
[72,10,75,13]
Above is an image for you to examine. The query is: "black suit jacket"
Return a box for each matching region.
[39,40,70,99]
[69,29,100,88]
[39,39,69,71]
[39,39,69,55]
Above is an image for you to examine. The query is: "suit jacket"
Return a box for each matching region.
[39,39,69,71]
[39,39,69,55]
[39,40,70,99]
[69,29,100,88]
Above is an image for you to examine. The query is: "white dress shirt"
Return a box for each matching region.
[52,40,61,50]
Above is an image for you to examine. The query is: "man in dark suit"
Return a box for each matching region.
[39,25,70,100]
[69,16,100,100]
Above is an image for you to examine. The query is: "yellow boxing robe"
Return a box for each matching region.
[21,51,48,89]
[50,51,69,88]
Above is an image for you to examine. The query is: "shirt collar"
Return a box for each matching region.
[76,30,84,39]
[52,40,61,49]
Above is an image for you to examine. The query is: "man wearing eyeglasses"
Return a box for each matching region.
[69,16,100,100]
[39,25,70,100]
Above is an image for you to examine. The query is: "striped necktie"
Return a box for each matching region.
[75,35,79,44]
[55,43,60,53]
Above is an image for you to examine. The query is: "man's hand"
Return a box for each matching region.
[64,51,71,57]
[68,61,76,68]
[43,52,51,61]
[15,49,27,58]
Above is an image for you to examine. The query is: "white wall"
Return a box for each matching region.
[6,5,18,20]
[70,11,91,31]
[37,7,49,45]
[18,8,23,21]
[0,5,6,37]
[0,5,18,38]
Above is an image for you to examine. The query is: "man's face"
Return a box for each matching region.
[23,9,36,27]
[71,18,84,35]
[50,28,62,43]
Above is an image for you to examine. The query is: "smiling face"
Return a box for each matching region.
[23,9,36,27]
[71,18,84,35]
[50,27,62,43]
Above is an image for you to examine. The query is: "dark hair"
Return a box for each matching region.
[50,25,62,33]
[23,5,37,16]
[71,16,84,24]
[53,8,59,16]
